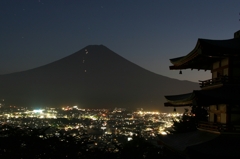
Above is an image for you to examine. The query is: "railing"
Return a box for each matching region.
[197,121,236,132]
[197,121,220,132]
[199,76,240,88]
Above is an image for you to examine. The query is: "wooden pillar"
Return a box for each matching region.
[226,104,231,124]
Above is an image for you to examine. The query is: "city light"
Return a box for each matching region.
[33,109,44,113]
[0,105,185,151]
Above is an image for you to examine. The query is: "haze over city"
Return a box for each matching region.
[1,0,240,82]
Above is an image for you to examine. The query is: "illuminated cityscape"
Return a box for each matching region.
[0,103,183,157]
[0,101,186,157]
[0,104,181,135]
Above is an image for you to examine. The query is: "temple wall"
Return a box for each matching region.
[209,112,214,122]
[230,114,240,124]
[212,58,229,78]
[223,68,228,76]
[213,62,219,70]
[232,67,240,76]
[221,58,228,66]
[220,113,226,123]
[209,104,227,123]
[230,106,240,124]
[219,104,226,112]
[219,104,227,123]
[212,72,217,78]
[209,105,216,111]
[230,58,240,76]
[212,58,228,69]
[222,58,229,76]
[209,105,215,122]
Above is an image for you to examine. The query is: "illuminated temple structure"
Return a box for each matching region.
[165,30,240,132]
[159,31,240,158]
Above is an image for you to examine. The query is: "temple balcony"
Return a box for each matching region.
[197,121,239,133]
[199,76,240,89]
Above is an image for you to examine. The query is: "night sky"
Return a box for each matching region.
[1,0,240,82]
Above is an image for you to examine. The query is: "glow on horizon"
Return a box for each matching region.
[33,109,43,113]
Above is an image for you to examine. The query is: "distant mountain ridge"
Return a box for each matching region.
[0,45,199,112]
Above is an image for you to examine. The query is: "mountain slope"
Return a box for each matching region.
[0,45,199,111]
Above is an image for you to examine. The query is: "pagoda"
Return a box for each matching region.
[164,30,240,133]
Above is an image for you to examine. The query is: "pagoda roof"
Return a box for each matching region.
[164,93,194,106]
[169,38,240,70]
[164,85,240,107]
